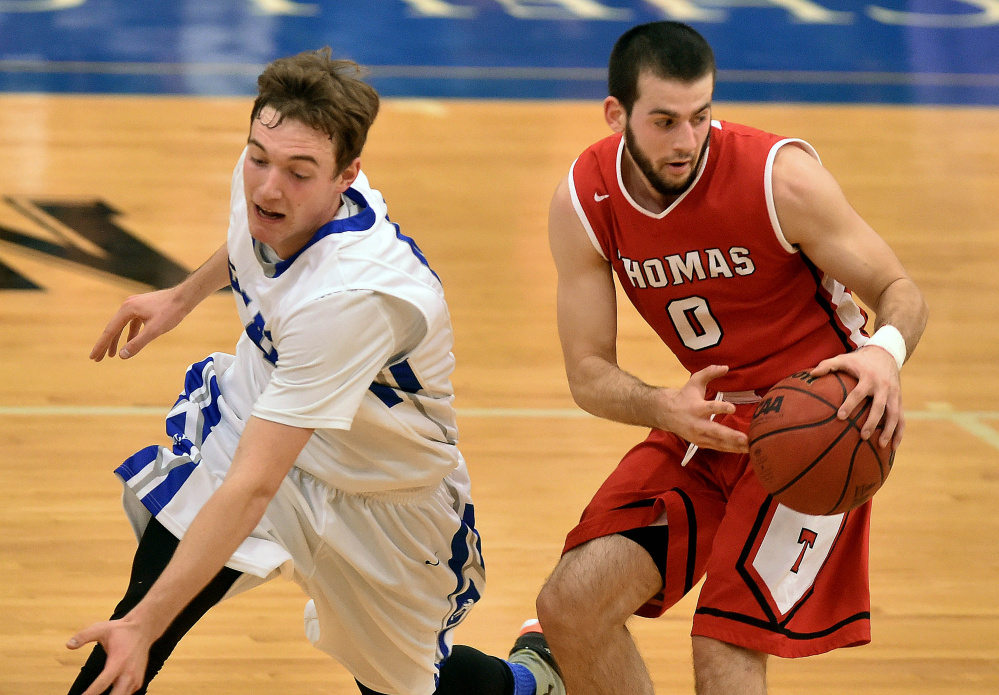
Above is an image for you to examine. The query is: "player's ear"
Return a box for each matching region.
[604,97,626,133]
[335,158,361,191]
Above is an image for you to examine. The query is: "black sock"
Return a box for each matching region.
[67,517,242,695]
[354,645,516,695]
[435,645,516,695]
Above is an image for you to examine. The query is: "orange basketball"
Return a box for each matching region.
[748,371,895,515]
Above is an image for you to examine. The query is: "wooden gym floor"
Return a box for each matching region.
[0,95,997,693]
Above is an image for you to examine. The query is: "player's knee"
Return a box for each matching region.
[692,636,767,693]
[537,557,600,643]
[536,555,621,637]
[536,572,571,634]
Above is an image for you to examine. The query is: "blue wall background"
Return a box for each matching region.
[1,0,997,103]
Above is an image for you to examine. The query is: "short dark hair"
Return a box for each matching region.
[251,48,380,172]
[608,22,716,114]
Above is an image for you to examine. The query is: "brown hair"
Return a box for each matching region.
[251,48,380,172]
[609,22,716,115]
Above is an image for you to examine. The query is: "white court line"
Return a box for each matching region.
[0,60,997,87]
[906,411,999,451]
[1,404,998,450]
[950,414,999,451]
[0,405,166,416]
[0,405,593,418]
[3,405,996,418]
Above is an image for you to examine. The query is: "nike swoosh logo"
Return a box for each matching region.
[594,192,610,201]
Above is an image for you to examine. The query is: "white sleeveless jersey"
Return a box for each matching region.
[219,150,462,492]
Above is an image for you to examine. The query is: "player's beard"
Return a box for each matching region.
[624,122,710,198]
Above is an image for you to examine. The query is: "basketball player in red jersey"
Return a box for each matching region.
[535,22,928,695]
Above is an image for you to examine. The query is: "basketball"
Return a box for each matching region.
[748,370,895,516]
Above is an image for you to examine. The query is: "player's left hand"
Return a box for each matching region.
[66,617,153,695]
[810,346,903,450]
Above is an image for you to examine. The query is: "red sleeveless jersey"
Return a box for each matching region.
[569,121,868,392]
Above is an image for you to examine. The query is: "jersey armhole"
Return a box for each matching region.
[765,138,821,255]
[568,159,610,262]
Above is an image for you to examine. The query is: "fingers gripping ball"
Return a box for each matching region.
[748,371,895,516]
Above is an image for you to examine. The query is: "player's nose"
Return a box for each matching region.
[675,121,698,151]
[256,168,284,200]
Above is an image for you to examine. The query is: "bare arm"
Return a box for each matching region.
[91,243,231,361]
[67,416,313,695]
[774,145,929,447]
[549,177,747,452]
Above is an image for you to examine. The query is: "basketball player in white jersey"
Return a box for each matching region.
[65,49,563,695]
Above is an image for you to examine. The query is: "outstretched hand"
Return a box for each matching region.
[810,345,903,449]
[90,289,188,361]
[662,365,749,453]
[66,617,154,695]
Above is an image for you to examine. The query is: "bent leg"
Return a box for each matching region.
[692,636,767,695]
[537,534,662,695]
[67,517,242,695]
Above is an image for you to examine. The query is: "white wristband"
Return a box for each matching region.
[866,325,906,371]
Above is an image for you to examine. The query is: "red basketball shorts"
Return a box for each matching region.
[563,402,872,658]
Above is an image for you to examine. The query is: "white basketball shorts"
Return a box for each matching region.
[115,354,486,695]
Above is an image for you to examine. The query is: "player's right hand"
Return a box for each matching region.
[90,288,188,361]
[67,617,153,695]
[661,365,749,453]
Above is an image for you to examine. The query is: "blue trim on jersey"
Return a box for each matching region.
[115,356,227,518]
[166,411,192,456]
[228,260,251,304]
[116,444,160,483]
[268,187,377,279]
[389,360,422,393]
[436,503,482,672]
[115,444,199,513]
[368,381,403,408]
[177,357,224,443]
[140,459,199,514]
[183,355,214,396]
[230,261,280,365]
[388,218,441,284]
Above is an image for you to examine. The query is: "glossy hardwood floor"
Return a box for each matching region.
[0,95,997,694]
